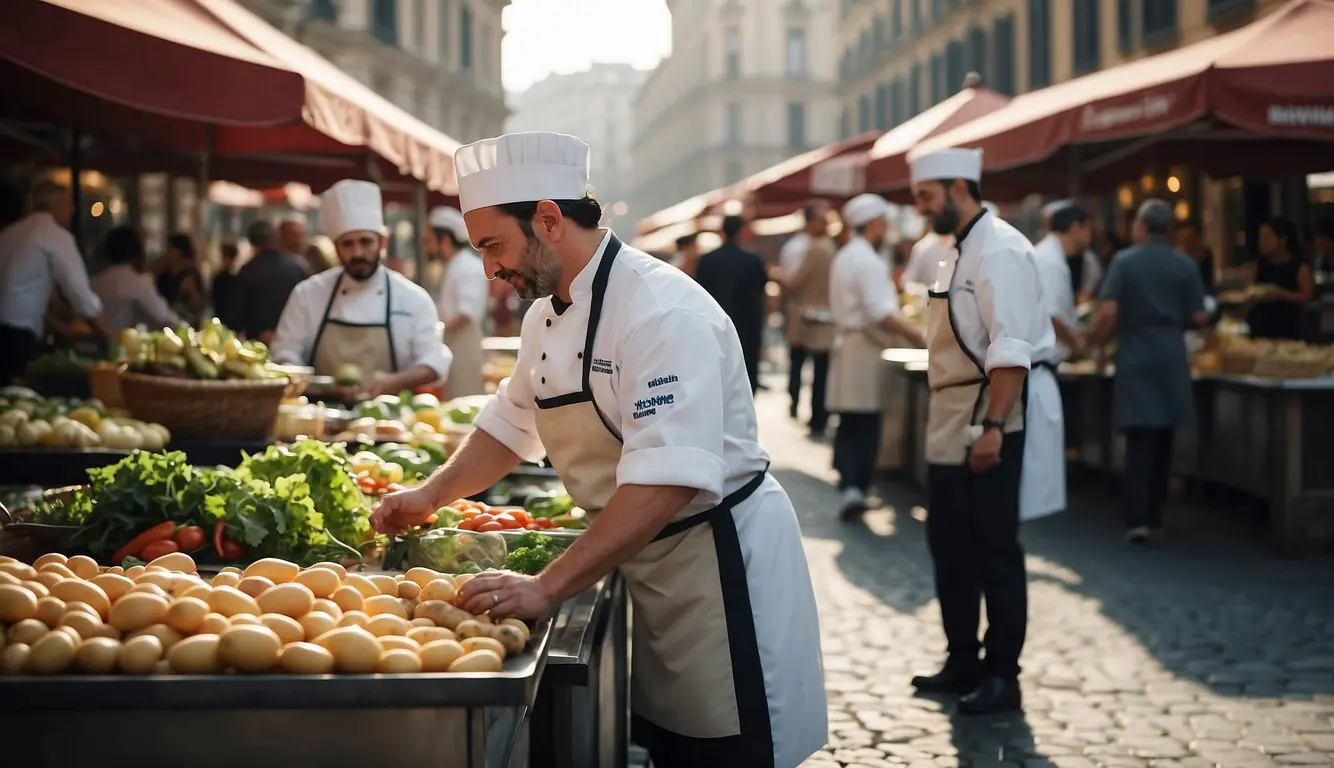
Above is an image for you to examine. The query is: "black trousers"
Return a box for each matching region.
[0,324,38,386]
[787,345,830,431]
[925,431,1028,679]
[1122,427,1175,530]
[832,411,882,493]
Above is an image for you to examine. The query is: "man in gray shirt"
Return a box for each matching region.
[1088,199,1208,544]
[222,220,309,343]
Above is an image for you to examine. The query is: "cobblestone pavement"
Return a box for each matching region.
[756,382,1334,768]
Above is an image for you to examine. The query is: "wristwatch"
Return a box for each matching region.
[980,418,1006,434]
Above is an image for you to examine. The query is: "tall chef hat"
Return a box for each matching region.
[841,193,891,229]
[1041,199,1075,219]
[453,131,590,214]
[909,147,983,185]
[428,206,470,244]
[320,180,384,239]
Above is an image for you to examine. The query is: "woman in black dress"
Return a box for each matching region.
[1246,217,1313,340]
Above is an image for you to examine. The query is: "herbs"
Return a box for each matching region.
[238,441,370,546]
[504,532,563,575]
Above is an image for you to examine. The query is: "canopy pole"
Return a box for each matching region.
[69,128,83,249]
[197,125,213,245]
[1067,146,1081,199]
[414,182,429,288]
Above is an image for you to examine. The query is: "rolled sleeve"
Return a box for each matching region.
[978,247,1043,373]
[614,308,729,506]
[859,254,901,324]
[473,347,544,462]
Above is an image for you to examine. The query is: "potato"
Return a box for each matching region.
[26,629,78,674]
[207,586,261,617]
[421,578,458,604]
[103,566,125,576]
[491,624,527,656]
[74,637,121,674]
[118,634,164,674]
[218,625,282,673]
[257,583,315,618]
[50,579,111,619]
[377,648,423,674]
[299,611,337,641]
[447,648,502,673]
[31,573,61,591]
[37,561,77,580]
[122,565,146,580]
[32,553,68,570]
[154,659,173,675]
[127,623,183,650]
[410,618,436,628]
[58,611,109,641]
[66,555,100,579]
[337,610,370,629]
[167,574,203,597]
[167,634,221,674]
[414,600,470,630]
[363,574,396,596]
[146,552,195,574]
[311,599,343,619]
[0,571,19,587]
[405,567,445,590]
[314,626,380,673]
[34,596,66,627]
[218,565,243,576]
[461,635,507,660]
[0,643,30,675]
[229,613,262,627]
[181,584,213,603]
[0,583,39,623]
[236,576,275,599]
[453,619,488,641]
[109,592,169,632]
[366,614,410,637]
[499,618,531,644]
[199,612,230,634]
[63,601,100,619]
[259,614,304,645]
[294,567,340,599]
[418,639,466,672]
[279,641,335,674]
[128,583,171,601]
[377,635,419,653]
[8,618,49,645]
[341,573,379,599]
[89,573,134,602]
[407,626,456,645]
[243,558,299,584]
[453,573,475,588]
[0,561,37,580]
[164,596,210,635]
[133,571,176,592]
[363,594,408,620]
[210,571,241,589]
[308,561,348,579]
[331,585,365,613]
[54,624,83,643]
[396,580,422,601]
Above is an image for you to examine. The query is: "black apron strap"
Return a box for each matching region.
[382,270,398,373]
[580,235,623,391]
[306,271,345,367]
[652,463,770,542]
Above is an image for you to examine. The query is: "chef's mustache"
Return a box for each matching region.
[493,267,530,283]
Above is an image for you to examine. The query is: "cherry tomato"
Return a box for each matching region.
[492,513,517,529]
[220,539,246,560]
[456,518,477,531]
[174,525,206,551]
[477,521,504,532]
[472,513,495,526]
[140,540,180,561]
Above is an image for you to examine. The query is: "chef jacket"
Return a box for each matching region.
[1075,249,1103,296]
[90,264,183,334]
[474,231,769,511]
[0,212,102,335]
[779,232,811,281]
[435,250,489,326]
[270,265,451,380]
[829,235,901,331]
[901,231,953,287]
[1032,234,1079,363]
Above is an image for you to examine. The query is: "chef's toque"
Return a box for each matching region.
[454,131,590,214]
[429,206,470,243]
[909,147,983,185]
[321,180,384,239]
[841,193,891,229]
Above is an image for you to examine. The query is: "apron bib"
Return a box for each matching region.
[826,324,897,413]
[442,318,485,397]
[308,270,398,379]
[529,236,775,757]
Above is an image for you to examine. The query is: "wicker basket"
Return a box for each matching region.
[118,369,290,438]
[1218,349,1257,375]
[1252,358,1329,379]
[88,363,125,409]
[268,364,314,399]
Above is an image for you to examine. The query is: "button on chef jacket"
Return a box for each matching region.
[269,265,451,380]
[0,211,102,335]
[829,235,902,331]
[435,249,489,326]
[1032,234,1079,363]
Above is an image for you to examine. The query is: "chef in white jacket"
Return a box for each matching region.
[1032,203,1092,362]
[905,147,1064,716]
[271,180,452,398]
[370,131,827,768]
[1042,199,1103,300]
[428,206,488,397]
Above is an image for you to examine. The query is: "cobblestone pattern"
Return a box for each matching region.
[757,384,1334,768]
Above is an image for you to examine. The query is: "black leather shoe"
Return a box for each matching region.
[911,666,981,694]
[957,676,1022,714]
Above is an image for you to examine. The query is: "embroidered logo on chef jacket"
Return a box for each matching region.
[632,393,675,420]
[591,357,613,375]
[647,374,678,388]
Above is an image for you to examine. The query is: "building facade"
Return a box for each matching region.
[242,0,509,143]
[630,0,841,220]
[836,0,1289,139]
[507,64,648,225]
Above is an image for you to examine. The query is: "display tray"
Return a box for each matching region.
[544,575,618,685]
[0,615,552,711]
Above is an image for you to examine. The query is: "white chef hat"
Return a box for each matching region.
[428,206,470,243]
[909,147,983,185]
[1042,199,1075,219]
[841,193,891,229]
[453,131,590,214]
[320,180,384,239]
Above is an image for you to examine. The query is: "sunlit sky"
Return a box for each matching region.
[501,0,673,93]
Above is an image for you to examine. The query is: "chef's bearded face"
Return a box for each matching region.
[913,179,971,236]
[334,231,386,281]
[465,196,603,301]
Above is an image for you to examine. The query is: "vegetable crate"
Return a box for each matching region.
[118,370,288,439]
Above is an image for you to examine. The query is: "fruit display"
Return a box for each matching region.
[1212,334,1334,377]
[0,552,533,676]
[0,393,170,450]
[333,392,485,444]
[120,318,282,381]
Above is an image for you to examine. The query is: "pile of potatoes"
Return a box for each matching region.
[0,551,530,676]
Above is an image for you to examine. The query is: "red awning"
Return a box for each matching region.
[911,0,1334,177]
[716,131,883,209]
[863,85,1011,194]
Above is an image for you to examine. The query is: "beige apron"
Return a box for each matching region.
[530,236,775,758]
[826,324,897,413]
[309,269,397,380]
[442,318,485,397]
[785,238,835,352]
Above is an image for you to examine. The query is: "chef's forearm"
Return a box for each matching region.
[877,311,920,341]
[537,484,697,603]
[983,366,1027,423]
[374,364,437,395]
[444,316,469,333]
[422,428,523,506]
[1052,316,1082,352]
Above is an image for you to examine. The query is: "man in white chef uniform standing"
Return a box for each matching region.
[906,147,1064,715]
[370,131,827,767]
[428,205,489,397]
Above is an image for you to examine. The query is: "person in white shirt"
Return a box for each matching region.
[827,193,926,518]
[270,180,452,400]
[1032,205,1092,362]
[901,228,954,289]
[906,147,1064,715]
[371,131,826,768]
[0,179,108,384]
[90,226,183,335]
[1042,199,1103,300]
[428,206,488,397]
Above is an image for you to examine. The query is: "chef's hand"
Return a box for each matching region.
[370,486,438,534]
[458,571,552,620]
[968,427,1003,473]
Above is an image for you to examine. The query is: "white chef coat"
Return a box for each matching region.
[902,231,953,288]
[435,250,488,326]
[943,213,1065,521]
[778,232,811,281]
[270,265,452,380]
[1078,249,1103,296]
[1032,234,1079,363]
[829,235,901,331]
[91,264,183,334]
[0,212,102,334]
[474,231,827,767]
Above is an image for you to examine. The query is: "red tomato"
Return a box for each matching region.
[492,513,518,529]
[533,518,555,529]
[508,510,533,526]
[476,521,504,532]
[140,540,180,560]
[174,525,206,551]
[456,518,477,531]
[358,478,377,492]
[220,539,246,560]
[472,513,495,526]
[461,509,481,520]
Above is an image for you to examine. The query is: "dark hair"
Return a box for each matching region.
[722,215,746,241]
[675,233,698,250]
[220,242,240,262]
[937,178,982,203]
[1137,198,1173,236]
[496,192,603,234]
[167,233,196,261]
[246,220,276,249]
[1313,217,1334,240]
[103,226,144,266]
[802,200,825,223]
[1263,217,1300,255]
[432,228,469,251]
[1049,205,1089,234]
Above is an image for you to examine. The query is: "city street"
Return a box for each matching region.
[755,381,1334,768]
